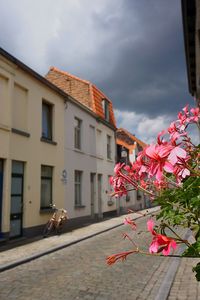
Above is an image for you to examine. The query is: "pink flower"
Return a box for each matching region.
[123,217,137,230]
[173,165,190,182]
[147,219,177,256]
[145,144,173,181]
[190,107,200,123]
[110,176,127,197]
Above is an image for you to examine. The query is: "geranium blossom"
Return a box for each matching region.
[147,219,177,256]
[190,107,200,123]
[107,105,199,279]
[145,144,174,181]
[109,105,199,198]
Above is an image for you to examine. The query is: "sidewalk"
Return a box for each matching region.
[0,206,199,300]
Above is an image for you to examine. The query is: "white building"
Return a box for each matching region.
[46,68,117,225]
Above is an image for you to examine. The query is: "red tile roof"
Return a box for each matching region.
[116,128,147,150]
[46,67,116,128]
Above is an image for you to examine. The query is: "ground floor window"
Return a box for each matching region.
[41,165,53,209]
[10,160,24,238]
[74,170,82,206]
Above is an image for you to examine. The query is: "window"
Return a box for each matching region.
[74,117,82,149]
[12,83,28,132]
[10,161,24,237]
[74,170,82,206]
[42,101,53,140]
[107,135,112,159]
[107,175,113,194]
[102,99,110,122]
[41,165,53,209]
[0,75,9,126]
[89,125,96,155]
[96,129,102,157]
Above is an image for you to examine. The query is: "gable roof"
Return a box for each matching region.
[116,128,147,151]
[46,67,116,128]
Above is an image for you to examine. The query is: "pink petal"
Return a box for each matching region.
[170,240,177,250]
[158,145,172,158]
[182,168,190,178]
[174,147,186,159]
[163,161,174,173]
[147,219,154,232]
[123,217,129,225]
[162,244,171,256]
[146,145,158,160]
[149,241,159,253]
[156,166,163,181]
[168,151,177,165]
[183,105,189,114]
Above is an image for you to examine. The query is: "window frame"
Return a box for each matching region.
[74,117,82,150]
[42,101,53,141]
[74,170,82,206]
[102,99,110,122]
[40,165,53,209]
[107,135,112,159]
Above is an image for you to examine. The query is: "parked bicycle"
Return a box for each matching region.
[43,205,69,237]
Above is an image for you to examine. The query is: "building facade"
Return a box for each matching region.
[0,48,118,242]
[0,48,66,241]
[46,67,118,221]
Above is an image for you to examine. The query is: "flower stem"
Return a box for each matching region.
[163,223,191,248]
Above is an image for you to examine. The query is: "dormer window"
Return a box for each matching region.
[102,99,110,122]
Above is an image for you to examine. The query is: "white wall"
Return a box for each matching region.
[64,101,116,219]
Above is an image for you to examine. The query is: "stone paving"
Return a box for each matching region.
[168,258,200,300]
[0,208,159,268]
[0,209,168,300]
[0,207,199,300]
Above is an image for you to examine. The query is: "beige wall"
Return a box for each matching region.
[0,54,65,236]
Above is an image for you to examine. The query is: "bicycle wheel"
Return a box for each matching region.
[56,220,64,235]
[43,220,54,237]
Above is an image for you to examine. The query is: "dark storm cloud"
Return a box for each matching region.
[91,0,194,118]
[0,0,194,122]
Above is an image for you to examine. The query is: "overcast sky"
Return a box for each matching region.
[0,0,197,143]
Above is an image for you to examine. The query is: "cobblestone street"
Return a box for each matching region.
[1,213,200,300]
[0,215,172,300]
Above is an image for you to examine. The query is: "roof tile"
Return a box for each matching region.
[46,67,116,128]
[116,128,147,150]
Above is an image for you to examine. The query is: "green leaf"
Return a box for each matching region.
[193,262,200,281]
[182,239,200,257]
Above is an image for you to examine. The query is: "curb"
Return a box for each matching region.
[155,229,191,300]
[0,207,159,273]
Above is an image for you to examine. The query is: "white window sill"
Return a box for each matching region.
[74,148,85,154]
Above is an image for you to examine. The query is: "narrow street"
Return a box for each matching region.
[0,215,171,300]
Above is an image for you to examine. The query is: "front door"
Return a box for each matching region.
[97,174,103,219]
[10,161,24,238]
[90,173,96,218]
[0,160,3,235]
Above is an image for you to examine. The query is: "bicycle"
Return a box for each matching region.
[43,205,69,237]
